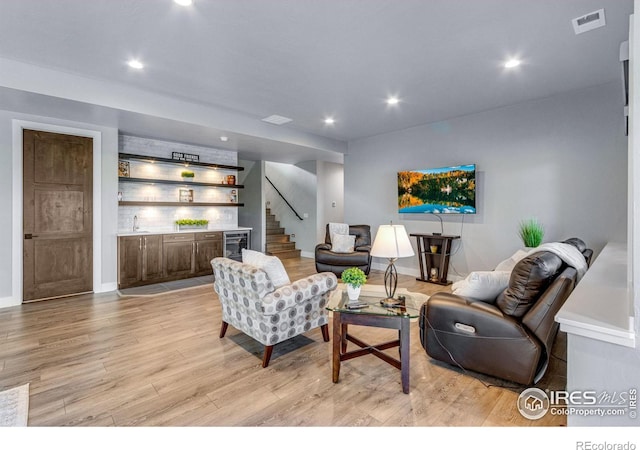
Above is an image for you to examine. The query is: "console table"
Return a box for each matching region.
[411,233,460,285]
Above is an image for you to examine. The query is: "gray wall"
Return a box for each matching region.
[345,82,628,278]
[238,159,265,252]
[265,161,318,257]
[316,161,345,244]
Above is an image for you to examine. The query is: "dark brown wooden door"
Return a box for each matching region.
[163,241,195,279]
[194,239,222,276]
[142,235,163,282]
[23,130,93,302]
[194,232,222,276]
[118,236,142,288]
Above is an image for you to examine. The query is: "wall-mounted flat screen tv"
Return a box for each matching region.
[398,164,476,214]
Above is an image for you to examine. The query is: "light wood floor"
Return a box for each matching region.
[0,257,567,426]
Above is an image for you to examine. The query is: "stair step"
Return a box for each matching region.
[264,208,298,259]
[267,249,301,259]
[266,234,290,243]
[266,242,296,252]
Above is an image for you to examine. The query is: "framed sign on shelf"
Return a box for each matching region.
[172,152,199,162]
[179,189,194,203]
[118,160,130,177]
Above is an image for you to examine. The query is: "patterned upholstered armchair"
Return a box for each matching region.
[211,257,338,367]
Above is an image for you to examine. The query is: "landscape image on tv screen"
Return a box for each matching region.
[398,164,476,214]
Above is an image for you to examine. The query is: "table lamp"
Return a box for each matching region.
[370,223,415,306]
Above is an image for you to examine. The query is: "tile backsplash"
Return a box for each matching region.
[118,135,240,232]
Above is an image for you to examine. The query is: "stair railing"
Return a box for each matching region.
[265,176,304,221]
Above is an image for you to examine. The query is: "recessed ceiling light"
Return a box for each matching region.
[220,136,229,142]
[174,0,193,6]
[504,59,521,69]
[386,96,400,106]
[127,59,144,69]
[324,117,335,125]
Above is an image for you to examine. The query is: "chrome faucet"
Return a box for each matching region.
[133,215,139,232]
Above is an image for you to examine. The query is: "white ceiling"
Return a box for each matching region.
[0,0,633,162]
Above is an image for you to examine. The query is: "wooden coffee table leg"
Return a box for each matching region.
[332,311,341,383]
[400,317,410,394]
[341,323,348,353]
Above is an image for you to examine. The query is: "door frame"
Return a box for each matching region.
[10,120,102,306]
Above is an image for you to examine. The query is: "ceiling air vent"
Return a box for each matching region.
[261,114,293,125]
[572,9,606,35]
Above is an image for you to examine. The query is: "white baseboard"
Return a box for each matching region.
[300,251,314,259]
[0,296,21,309]
[0,282,119,309]
[96,282,118,293]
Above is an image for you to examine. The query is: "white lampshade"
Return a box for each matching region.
[370,224,415,259]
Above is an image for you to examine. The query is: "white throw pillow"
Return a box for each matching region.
[451,270,511,302]
[332,233,356,253]
[494,250,529,272]
[241,249,291,288]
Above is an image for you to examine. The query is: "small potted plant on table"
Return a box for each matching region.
[341,267,367,302]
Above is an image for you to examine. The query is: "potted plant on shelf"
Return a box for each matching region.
[518,218,544,248]
[341,267,367,302]
[181,170,195,181]
[175,218,209,231]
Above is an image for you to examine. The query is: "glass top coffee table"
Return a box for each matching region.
[326,285,426,394]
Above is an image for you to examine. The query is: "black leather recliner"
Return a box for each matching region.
[419,238,592,385]
[314,224,372,277]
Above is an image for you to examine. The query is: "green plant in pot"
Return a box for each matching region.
[175,218,209,230]
[518,218,544,248]
[341,267,367,302]
[181,170,195,180]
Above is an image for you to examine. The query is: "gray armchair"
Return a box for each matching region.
[212,257,338,367]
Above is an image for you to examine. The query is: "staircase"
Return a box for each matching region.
[265,208,301,259]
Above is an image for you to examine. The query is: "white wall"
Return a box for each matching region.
[265,161,318,257]
[238,159,265,252]
[117,135,240,232]
[345,82,628,279]
[0,110,119,306]
[316,161,345,243]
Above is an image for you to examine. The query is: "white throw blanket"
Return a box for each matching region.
[329,222,349,242]
[527,242,587,281]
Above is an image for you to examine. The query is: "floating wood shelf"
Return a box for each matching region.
[118,153,244,171]
[119,201,244,207]
[118,177,244,188]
